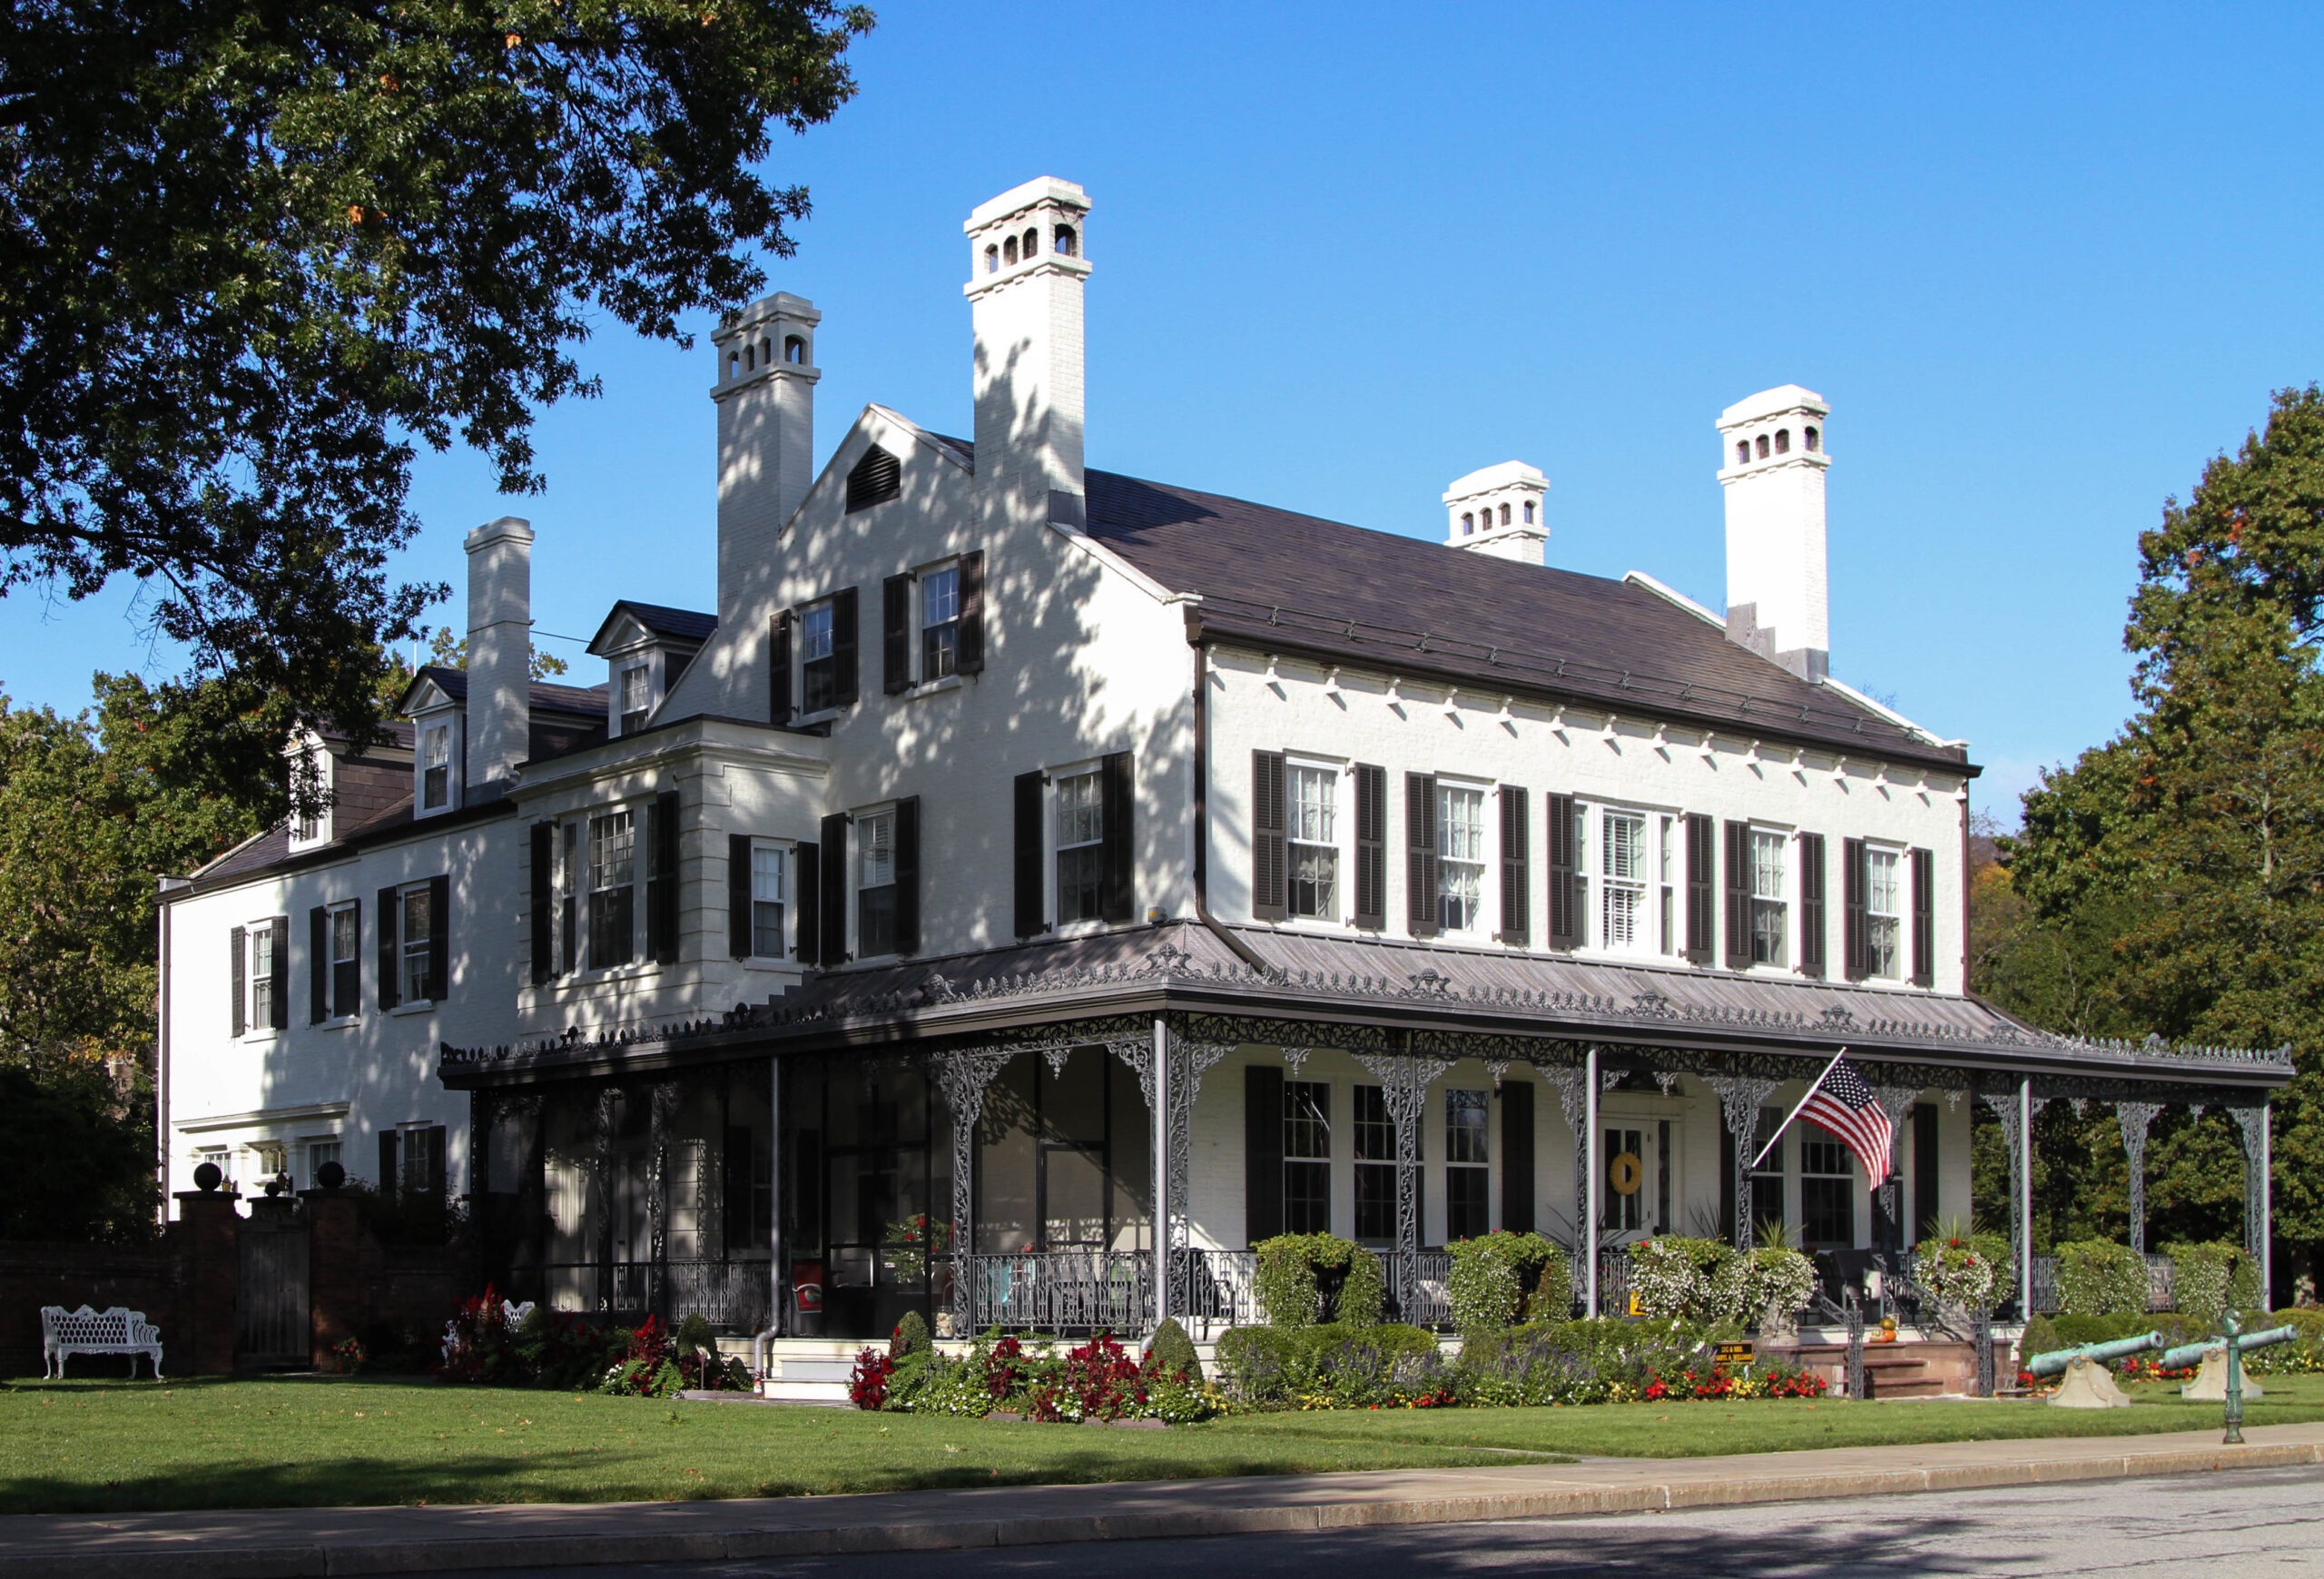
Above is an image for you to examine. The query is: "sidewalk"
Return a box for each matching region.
[7,1423,2321,1578]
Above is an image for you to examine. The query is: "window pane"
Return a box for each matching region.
[621,666,649,714]
[921,567,959,627]
[1289,766,1336,843]
[751,841,786,956]
[1057,845,1103,923]
[1285,1080,1331,1160]
[1353,1084,1393,1162]
[1601,810,1647,950]
[1602,812,1644,879]
[752,844,785,903]
[1436,785,1485,932]
[1866,848,1902,977]
[591,812,634,891]
[331,906,359,963]
[753,901,784,957]
[1446,1166,1489,1242]
[858,811,894,888]
[1290,844,1338,920]
[800,604,833,662]
[1445,1089,1488,1163]
[1054,772,1102,848]
[1750,830,1787,899]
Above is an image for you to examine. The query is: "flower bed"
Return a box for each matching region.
[849,1324,1214,1424]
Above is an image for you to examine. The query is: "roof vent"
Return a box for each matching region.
[845,445,901,513]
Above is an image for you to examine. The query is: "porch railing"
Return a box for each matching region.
[966,1251,1151,1336]
[1402,1249,1454,1330]
[1172,1248,1256,1334]
[511,1259,773,1332]
[2024,1251,2176,1317]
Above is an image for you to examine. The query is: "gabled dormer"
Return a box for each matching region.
[399,667,466,817]
[586,602,716,740]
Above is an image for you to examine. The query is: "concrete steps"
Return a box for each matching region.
[1782,1337,1999,1398]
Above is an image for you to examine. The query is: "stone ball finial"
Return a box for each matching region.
[192,1161,222,1193]
[317,1160,347,1189]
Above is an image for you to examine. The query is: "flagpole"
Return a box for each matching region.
[1749,1049,1849,1171]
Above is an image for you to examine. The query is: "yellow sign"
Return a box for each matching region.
[1610,1151,1643,1196]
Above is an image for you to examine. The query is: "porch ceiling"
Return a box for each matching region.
[439,921,2290,1093]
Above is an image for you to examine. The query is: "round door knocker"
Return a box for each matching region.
[1610,1150,1643,1196]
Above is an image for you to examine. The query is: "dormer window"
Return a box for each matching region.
[420,723,450,810]
[618,664,651,736]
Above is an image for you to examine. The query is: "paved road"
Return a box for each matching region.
[451,1463,2324,1578]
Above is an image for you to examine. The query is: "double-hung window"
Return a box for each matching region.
[800,602,838,713]
[751,843,787,958]
[399,884,436,1002]
[857,809,898,955]
[921,565,960,682]
[1749,829,1787,966]
[249,925,277,1029]
[588,810,635,970]
[1445,1089,1490,1240]
[1436,785,1486,933]
[328,903,359,1018]
[1658,814,1677,955]
[1600,810,1648,951]
[1799,1125,1855,1248]
[1054,771,1104,923]
[1287,765,1338,921]
[618,665,651,735]
[420,723,450,810]
[1354,1085,1397,1243]
[306,1139,340,1187]
[1284,1080,1331,1235]
[1865,847,1903,978]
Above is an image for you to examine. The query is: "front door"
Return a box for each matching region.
[1599,1119,1679,1244]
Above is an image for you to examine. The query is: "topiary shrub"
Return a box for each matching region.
[889,1308,932,1358]
[2055,1240,2150,1317]
[1214,1324,1302,1401]
[1254,1233,1382,1327]
[1144,1317,1203,1383]
[1446,1231,1569,1337]
[2166,1240,2238,1326]
[2017,1313,2062,1369]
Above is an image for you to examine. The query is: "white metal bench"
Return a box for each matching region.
[41,1305,163,1379]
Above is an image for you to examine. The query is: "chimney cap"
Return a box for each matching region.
[465,515,533,551]
[965,176,1090,232]
[1718,384,1827,429]
[714,292,820,344]
[1442,460,1547,506]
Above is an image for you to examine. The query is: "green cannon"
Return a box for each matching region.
[2024,1331,2162,1409]
[2161,1316,2302,1441]
[2159,1326,2299,1372]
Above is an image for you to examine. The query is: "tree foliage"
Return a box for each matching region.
[1991,386,2324,1283]
[0,0,870,784]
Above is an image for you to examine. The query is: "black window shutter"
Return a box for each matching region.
[957,549,986,675]
[265,916,289,1030]
[1909,845,1935,985]
[793,840,821,963]
[647,790,681,965]
[1723,820,1751,969]
[1013,770,1047,938]
[817,812,850,966]
[1252,751,1287,922]
[1547,791,1577,949]
[1099,751,1135,923]
[1405,772,1438,935]
[529,822,554,987]
[379,1130,400,1199]
[881,574,912,695]
[1797,832,1827,978]
[1684,813,1715,962]
[1499,785,1531,946]
[729,834,753,959]
[377,886,400,1011]
[831,587,859,706]
[309,906,330,1024]
[769,610,793,725]
[1245,1065,1285,1246]
[1501,1080,1534,1234]
[426,875,450,1002]
[1842,838,1868,979]
[893,795,921,956]
[230,924,247,1036]
[1911,1103,1940,1243]
[1354,764,1386,929]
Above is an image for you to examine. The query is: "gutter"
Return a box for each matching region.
[1186,608,1272,974]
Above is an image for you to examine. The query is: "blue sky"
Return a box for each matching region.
[8,3,2323,823]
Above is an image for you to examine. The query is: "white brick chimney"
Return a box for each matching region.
[965,178,1091,524]
[1718,385,1830,682]
[714,292,820,639]
[463,514,533,791]
[1443,461,1550,565]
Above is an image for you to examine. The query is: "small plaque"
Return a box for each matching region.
[1716,1341,1756,1367]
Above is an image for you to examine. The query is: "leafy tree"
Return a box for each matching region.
[0,0,870,789]
[1998,386,2324,1297]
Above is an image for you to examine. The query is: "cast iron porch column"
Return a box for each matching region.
[2115,1100,2161,1256]
[2234,1102,2272,1301]
[1706,1072,1782,1253]
[767,1054,784,1337]
[1585,1045,1601,1317]
[928,1046,1016,1337]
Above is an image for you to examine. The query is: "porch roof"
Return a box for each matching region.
[438,922,2290,1093]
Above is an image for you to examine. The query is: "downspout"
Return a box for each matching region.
[1187,607,1271,973]
[155,876,185,1225]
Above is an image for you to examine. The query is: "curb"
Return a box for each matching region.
[10,1438,2321,1578]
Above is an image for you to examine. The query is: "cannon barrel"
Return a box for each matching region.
[2025,1331,2162,1378]
[2160,1326,2301,1372]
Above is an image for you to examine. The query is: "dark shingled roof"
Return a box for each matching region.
[608,601,717,643]
[926,433,1965,770]
[409,666,607,718]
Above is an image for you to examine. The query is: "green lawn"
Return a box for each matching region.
[2,1374,2318,1517]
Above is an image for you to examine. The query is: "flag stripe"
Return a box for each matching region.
[1797,1055,1895,1181]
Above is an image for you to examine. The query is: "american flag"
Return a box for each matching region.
[1798,1055,1895,1183]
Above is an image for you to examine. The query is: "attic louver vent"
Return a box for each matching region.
[845,446,901,513]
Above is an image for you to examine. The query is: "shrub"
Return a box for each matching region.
[1145,1317,1203,1383]
[1214,1320,1435,1403]
[2164,1241,2233,1326]
[1746,1247,1816,1328]
[2016,1313,2062,1368]
[1446,1232,1571,1337]
[601,1315,685,1397]
[2055,1240,2150,1317]
[890,1309,933,1358]
[1915,1235,2000,1310]
[1215,1324,1302,1400]
[1253,1233,1384,1327]
[1969,1232,2016,1306]
[1630,1237,1747,1325]
[1029,1334,1148,1423]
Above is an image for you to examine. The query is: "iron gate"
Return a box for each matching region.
[236,1198,310,1367]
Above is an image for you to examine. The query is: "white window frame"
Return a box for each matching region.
[419,718,455,813]
[303,1137,341,1189]
[749,838,791,962]
[288,744,333,850]
[1598,807,1650,954]
[854,803,901,959]
[616,661,653,737]
[323,899,360,1022]
[586,807,636,972]
[797,598,839,716]
[919,558,961,685]
[1865,843,1905,981]
[1434,779,1490,936]
[396,882,436,1005]
[1748,824,1789,969]
[245,918,281,1034]
[1050,765,1106,931]
[1285,757,1344,923]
